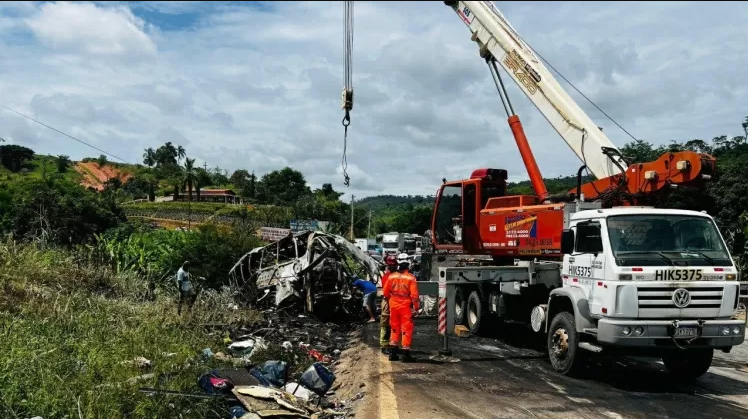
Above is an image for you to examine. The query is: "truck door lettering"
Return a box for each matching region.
[567,265,591,277]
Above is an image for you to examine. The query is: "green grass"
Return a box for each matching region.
[0,241,263,419]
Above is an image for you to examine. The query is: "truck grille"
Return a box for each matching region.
[637,285,723,318]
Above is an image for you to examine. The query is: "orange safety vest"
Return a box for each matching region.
[383,271,419,311]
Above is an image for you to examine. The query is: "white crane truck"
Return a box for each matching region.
[437,1,745,379]
[340,1,746,379]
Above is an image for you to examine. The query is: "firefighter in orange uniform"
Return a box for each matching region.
[383,253,419,362]
[380,258,399,354]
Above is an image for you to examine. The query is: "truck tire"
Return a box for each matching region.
[662,349,713,381]
[547,311,585,376]
[467,291,486,334]
[454,287,467,326]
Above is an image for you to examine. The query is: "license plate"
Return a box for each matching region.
[673,327,698,338]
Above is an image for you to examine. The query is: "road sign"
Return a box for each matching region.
[259,227,291,241]
[290,219,319,232]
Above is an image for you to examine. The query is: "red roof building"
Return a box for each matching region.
[174,188,243,204]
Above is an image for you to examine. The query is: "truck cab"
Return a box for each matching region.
[549,207,745,378]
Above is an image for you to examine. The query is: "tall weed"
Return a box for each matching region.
[0,241,262,419]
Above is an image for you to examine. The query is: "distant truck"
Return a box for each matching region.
[403,234,417,255]
[354,238,377,253]
[381,232,402,256]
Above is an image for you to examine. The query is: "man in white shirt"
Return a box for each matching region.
[177,261,196,315]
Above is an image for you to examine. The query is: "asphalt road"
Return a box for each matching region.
[360,318,748,419]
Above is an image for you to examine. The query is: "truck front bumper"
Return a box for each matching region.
[596,318,745,348]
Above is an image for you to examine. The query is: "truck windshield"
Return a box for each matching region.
[382,242,398,249]
[606,214,732,267]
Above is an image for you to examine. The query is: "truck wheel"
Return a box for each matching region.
[662,349,713,381]
[547,311,585,376]
[467,291,486,334]
[454,287,467,326]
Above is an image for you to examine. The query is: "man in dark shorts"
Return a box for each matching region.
[176,261,197,315]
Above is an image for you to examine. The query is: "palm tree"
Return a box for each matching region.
[143,148,156,168]
[177,145,186,163]
[183,158,199,203]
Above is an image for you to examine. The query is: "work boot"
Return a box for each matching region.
[388,352,400,361]
[400,349,415,363]
[381,347,392,355]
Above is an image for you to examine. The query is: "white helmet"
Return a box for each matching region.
[397,253,410,264]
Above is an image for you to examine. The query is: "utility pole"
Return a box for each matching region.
[350,194,355,240]
[203,162,208,171]
[367,209,372,238]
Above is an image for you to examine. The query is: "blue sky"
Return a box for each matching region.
[1,1,747,198]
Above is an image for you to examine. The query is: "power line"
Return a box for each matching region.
[1,104,133,163]
[1,104,221,171]
[512,37,639,142]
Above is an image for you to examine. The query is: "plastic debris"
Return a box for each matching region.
[257,360,287,387]
[299,362,336,396]
[121,356,152,369]
[284,382,312,401]
[197,370,234,395]
[228,339,256,357]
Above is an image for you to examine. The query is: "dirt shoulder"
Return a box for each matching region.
[332,328,382,418]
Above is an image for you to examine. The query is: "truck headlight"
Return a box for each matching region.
[721,326,731,335]
[622,326,631,336]
[732,326,741,335]
[634,326,644,336]
[726,274,737,281]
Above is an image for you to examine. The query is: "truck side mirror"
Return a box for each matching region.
[561,229,575,254]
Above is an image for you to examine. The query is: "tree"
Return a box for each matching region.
[177,145,186,163]
[143,148,156,168]
[211,166,230,186]
[154,142,181,167]
[123,171,157,201]
[256,167,311,206]
[618,140,664,164]
[96,154,108,168]
[315,183,344,201]
[230,169,251,192]
[55,155,71,173]
[195,168,213,190]
[183,158,199,202]
[141,172,158,202]
[246,171,257,199]
[0,144,35,172]
[1,177,126,246]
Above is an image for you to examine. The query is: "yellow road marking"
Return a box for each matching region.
[378,352,400,419]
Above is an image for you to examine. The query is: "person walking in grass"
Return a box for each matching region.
[176,261,197,315]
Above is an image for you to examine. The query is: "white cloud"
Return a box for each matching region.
[25,1,157,56]
[1,1,747,199]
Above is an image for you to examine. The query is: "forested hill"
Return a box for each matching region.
[355,174,593,211]
[355,174,594,235]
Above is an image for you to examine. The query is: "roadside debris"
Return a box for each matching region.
[121,356,153,370]
[176,305,362,418]
[229,231,383,320]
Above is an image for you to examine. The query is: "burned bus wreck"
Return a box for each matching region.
[229,231,383,319]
